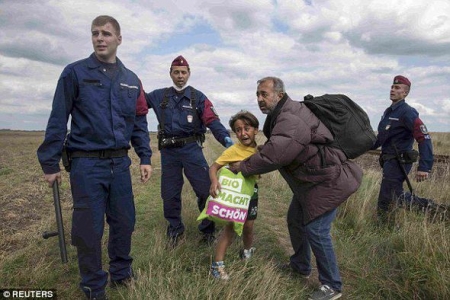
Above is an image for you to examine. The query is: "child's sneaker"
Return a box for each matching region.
[240,247,256,260]
[308,285,342,300]
[210,261,229,280]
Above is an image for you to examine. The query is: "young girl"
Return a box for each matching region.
[209,110,260,280]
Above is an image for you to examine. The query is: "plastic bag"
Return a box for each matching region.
[197,168,256,236]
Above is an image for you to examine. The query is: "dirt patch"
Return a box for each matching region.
[0,131,73,259]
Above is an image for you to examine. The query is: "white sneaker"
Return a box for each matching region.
[240,247,256,260]
[210,261,230,280]
[308,285,342,300]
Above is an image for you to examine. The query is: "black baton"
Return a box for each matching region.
[42,181,68,264]
[392,141,414,195]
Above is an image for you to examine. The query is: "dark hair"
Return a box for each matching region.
[170,66,191,73]
[92,15,121,36]
[229,110,259,132]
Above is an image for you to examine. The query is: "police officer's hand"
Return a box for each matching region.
[140,165,152,183]
[44,172,61,187]
[415,171,429,182]
[224,136,233,148]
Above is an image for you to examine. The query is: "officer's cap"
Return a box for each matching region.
[393,75,411,87]
[171,55,189,68]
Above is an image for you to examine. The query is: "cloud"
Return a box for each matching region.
[275,0,450,57]
[0,0,449,132]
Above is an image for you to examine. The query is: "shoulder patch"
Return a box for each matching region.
[420,124,428,134]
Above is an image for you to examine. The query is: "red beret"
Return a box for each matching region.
[171,55,189,67]
[393,75,411,87]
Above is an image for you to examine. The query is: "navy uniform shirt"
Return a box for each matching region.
[146,86,230,146]
[37,53,151,174]
[373,99,433,172]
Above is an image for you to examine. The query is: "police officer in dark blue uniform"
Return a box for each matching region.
[373,75,434,221]
[146,55,233,246]
[37,16,152,300]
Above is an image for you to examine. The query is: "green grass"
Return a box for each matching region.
[0,131,449,299]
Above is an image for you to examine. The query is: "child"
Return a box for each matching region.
[209,110,260,280]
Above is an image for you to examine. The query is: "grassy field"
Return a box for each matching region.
[0,130,449,299]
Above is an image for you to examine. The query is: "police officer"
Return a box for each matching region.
[145,55,233,246]
[37,15,152,300]
[373,75,434,221]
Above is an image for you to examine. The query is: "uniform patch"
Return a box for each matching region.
[120,83,138,89]
[420,124,428,134]
[210,106,219,117]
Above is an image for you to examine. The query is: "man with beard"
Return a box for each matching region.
[231,76,362,300]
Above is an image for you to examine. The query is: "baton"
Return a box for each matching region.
[391,141,414,195]
[42,181,68,264]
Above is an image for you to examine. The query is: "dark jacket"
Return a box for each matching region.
[241,95,363,223]
[37,53,151,174]
[372,99,433,172]
[146,86,230,146]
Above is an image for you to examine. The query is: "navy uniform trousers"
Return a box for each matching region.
[160,142,214,237]
[70,156,135,296]
[378,159,431,213]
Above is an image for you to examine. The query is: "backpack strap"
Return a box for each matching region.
[316,144,327,168]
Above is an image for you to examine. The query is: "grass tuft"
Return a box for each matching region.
[1,131,449,299]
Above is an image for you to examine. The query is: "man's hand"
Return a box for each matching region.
[140,165,152,183]
[228,161,242,174]
[415,170,429,182]
[44,172,61,187]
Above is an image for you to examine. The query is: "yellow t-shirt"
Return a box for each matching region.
[215,142,257,166]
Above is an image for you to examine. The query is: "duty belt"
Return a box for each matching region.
[158,134,202,149]
[175,135,200,144]
[70,149,128,158]
[381,153,397,161]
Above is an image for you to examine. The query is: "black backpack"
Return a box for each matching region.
[302,94,376,159]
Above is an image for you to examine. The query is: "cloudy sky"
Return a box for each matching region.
[1,0,449,132]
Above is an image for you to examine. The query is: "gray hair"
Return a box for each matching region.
[257,77,285,93]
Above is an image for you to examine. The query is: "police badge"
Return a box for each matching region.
[420,124,428,134]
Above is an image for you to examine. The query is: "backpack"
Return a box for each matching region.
[302,94,376,159]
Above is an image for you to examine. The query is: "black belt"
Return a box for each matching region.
[70,149,128,158]
[177,136,199,143]
[381,153,397,161]
[158,134,202,149]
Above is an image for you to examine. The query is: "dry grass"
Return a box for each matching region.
[0,130,449,299]
[431,132,450,155]
[0,131,69,259]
